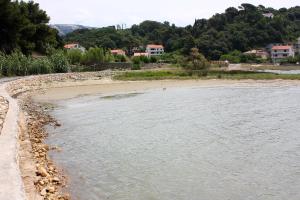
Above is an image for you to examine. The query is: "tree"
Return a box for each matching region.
[182,48,210,71]
[0,0,61,54]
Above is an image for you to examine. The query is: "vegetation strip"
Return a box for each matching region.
[114,70,300,81]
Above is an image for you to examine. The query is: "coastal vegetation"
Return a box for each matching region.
[114,70,300,81]
[65,4,300,59]
[0,51,69,76]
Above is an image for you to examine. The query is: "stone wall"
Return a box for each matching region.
[0,96,8,133]
[71,63,132,72]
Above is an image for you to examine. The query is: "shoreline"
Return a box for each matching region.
[2,71,300,199]
[34,78,300,102]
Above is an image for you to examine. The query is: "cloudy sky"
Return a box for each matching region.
[30,0,299,27]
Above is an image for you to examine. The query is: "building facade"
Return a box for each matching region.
[295,37,300,55]
[133,52,149,57]
[271,45,295,63]
[146,44,164,56]
[244,49,269,59]
[111,49,126,56]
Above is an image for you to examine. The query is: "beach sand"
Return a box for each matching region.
[34,78,300,102]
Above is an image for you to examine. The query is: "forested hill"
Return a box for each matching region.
[65,4,300,59]
[0,0,62,55]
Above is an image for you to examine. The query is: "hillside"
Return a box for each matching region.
[50,24,95,36]
[64,4,300,59]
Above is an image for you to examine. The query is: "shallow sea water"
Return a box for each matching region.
[46,85,300,200]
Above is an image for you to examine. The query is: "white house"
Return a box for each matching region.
[133,52,149,57]
[263,13,274,19]
[271,45,295,63]
[295,37,300,55]
[146,44,164,56]
[64,43,86,52]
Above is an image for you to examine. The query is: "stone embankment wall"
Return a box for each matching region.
[0,96,8,133]
[7,71,116,97]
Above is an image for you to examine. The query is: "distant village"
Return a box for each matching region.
[64,36,300,64]
[64,43,165,57]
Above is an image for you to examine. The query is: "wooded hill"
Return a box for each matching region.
[65,4,300,59]
[0,0,62,55]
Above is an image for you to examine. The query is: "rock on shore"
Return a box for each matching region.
[0,96,9,133]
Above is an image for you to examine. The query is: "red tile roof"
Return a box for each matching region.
[147,44,164,49]
[64,43,78,49]
[110,49,125,55]
[272,45,292,50]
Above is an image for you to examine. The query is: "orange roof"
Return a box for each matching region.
[110,49,125,54]
[64,43,78,49]
[272,45,292,50]
[147,44,164,49]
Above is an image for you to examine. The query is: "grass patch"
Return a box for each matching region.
[114,69,300,81]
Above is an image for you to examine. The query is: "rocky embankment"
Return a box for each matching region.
[5,71,117,200]
[0,96,9,133]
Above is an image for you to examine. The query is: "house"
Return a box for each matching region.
[263,13,274,19]
[295,37,300,55]
[110,49,126,56]
[244,49,269,59]
[64,43,86,52]
[146,44,164,56]
[133,52,149,57]
[271,45,295,63]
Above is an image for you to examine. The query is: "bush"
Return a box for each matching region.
[114,54,127,62]
[67,49,82,65]
[131,64,141,70]
[182,48,210,71]
[131,56,141,65]
[80,47,113,65]
[28,58,53,74]
[49,51,70,73]
[1,51,31,76]
[150,56,158,63]
[139,56,150,63]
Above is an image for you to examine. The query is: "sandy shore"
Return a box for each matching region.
[34,78,300,102]
[2,71,300,200]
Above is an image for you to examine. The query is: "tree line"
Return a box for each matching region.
[65,4,300,60]
[0,0,62,55]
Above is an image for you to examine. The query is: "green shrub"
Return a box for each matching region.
[131,64,141,70]
[182,48,210,71]
[49,51,70,73]
[29,58,53,74]
[67,49,83,64]
[150,56,158,63]
[1,51,31,76]
[139,56,150,63]
[114,54,127,62]
[131,56,141,65]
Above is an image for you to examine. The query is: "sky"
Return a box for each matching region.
[29,0,299,27]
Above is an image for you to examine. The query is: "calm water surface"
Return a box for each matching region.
[46,85,300,200]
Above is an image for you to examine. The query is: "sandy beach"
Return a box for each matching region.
[34,78,300,102]
[2,71,300,200]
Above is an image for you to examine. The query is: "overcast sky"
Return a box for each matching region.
[29,0,299,27]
